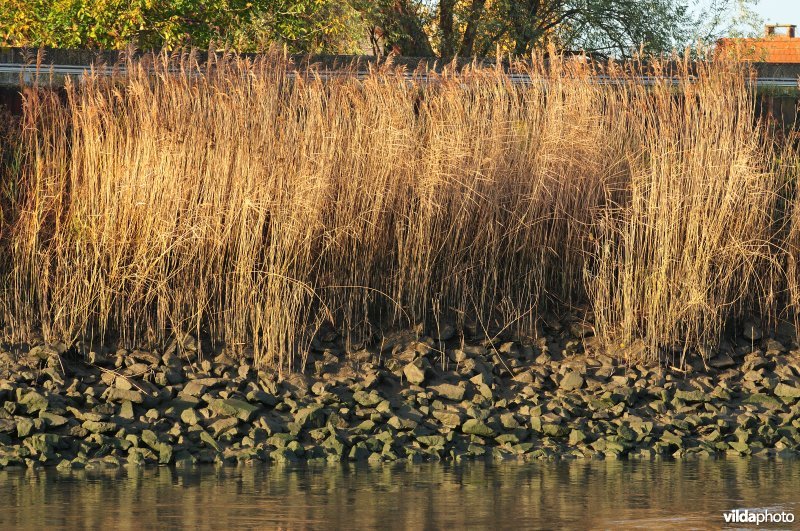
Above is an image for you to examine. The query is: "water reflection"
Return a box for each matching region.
[1,458,798,529]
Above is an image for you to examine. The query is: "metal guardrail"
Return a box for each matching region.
[0,62,798,89]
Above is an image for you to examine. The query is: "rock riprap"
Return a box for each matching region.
[0,325,799,470]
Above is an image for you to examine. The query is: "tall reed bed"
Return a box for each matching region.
[590,62,785,363]
[1,51,795,369]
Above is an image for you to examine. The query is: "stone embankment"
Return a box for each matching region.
[0,321,799,469]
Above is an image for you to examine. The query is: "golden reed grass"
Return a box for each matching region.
[0,51,797,369]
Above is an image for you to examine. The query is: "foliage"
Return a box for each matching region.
[0,0,363,52]
[0,0,764,57]
[358,0,762,58]
[556,0,692,56]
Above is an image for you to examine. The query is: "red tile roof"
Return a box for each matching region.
[717,36,800,63]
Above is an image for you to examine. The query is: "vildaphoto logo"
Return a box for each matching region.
[723,509,795,526]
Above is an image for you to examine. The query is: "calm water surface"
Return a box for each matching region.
[0,458,798,529]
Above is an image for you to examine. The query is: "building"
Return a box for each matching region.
[717,24,800,63]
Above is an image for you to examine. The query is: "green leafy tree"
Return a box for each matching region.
[356,0,761,58]
[0,0,363,52]
[0,0,762,56]
[0,0,149,48]
[230,1,364,53]
[555,0,692,57]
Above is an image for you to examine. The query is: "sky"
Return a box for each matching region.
[693,0,800,39]
[755,0,800,24]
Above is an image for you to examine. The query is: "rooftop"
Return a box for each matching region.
[718,24,800,63]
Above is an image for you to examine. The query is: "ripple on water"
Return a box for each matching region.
[0,457,798,529]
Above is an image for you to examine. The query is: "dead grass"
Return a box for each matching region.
[1,51,796,369]
[590,61,786,363]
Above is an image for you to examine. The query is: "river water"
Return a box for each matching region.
[0,458,798,529]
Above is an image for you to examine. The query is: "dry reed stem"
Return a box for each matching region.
[1,51,795,369]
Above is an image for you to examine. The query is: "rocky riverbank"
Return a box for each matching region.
[1,321,799,470]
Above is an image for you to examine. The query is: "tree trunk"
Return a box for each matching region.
[439,0,457,58]
[459,0,487,57]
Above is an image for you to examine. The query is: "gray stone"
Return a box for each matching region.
[430,383,465,402]
[348,442,370,461]
[674,389,707,403]
[208,399,260,421]
[28,345,60,362]
[200,431,221,452]
[560,371,584,391]
[271,447,298,463]
[462,419,495,437]
[163,397,199,419]
[352,391,382,408]
[708,354,735,369]
[19,391,48,414]
[774,383,800,398]
[141,429,159,449]
[246,389,279,407]
[416,435,446,447]
[744,370,763,382]
[295,405,326,429]
[311,382,328,396]
[39,412,68,427]
[267,433,295,448]
[660,431,684,447]
[25,433,59,455]
[181,408,200,426]
[82,420,118,434]
[16,417,35,437]
[113,376,133,391]
[354,420,375,433]
[432,410,462,428]
[123,363,151,378]
[403,361,426,386]
[512,371,534,384]
[322,435,346,457]
[542,424,568,438]
[743,393,782,409]
[141,430,173,464]
[569,429,587,445]
[617,425,637,441]
[105,388,145,404]
[496,433,520,445]
[155,443,173,464]
[729,440,750,453]
[164,368,184,385]
[118,401,135,420]
[209,417,239,437]
[449,350,468,363]
[130,350,161,365]
[764,339,786,353]
[180,381,207,397]
[67,425,89,438]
